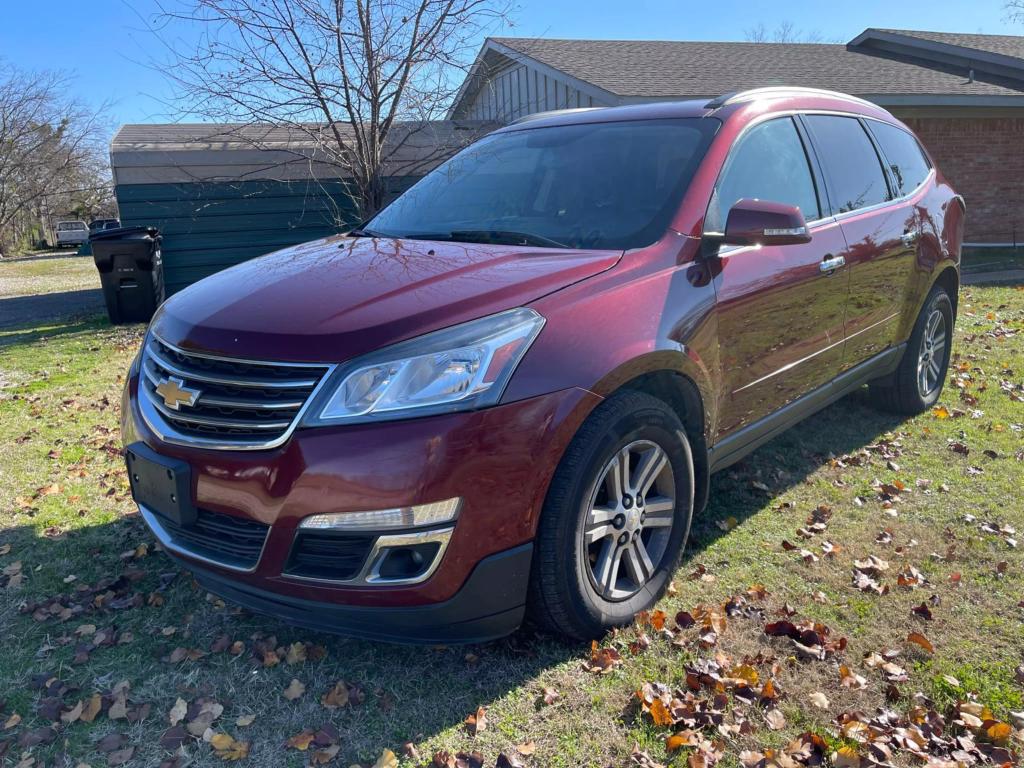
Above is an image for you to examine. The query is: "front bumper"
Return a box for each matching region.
[186,543,534,644]
[123,375,601,638]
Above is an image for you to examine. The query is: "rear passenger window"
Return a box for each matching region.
[706,117,820,232]
[803,115,890,215]
[868,121,932,196]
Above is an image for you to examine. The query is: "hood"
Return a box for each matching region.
[152,235,621,362]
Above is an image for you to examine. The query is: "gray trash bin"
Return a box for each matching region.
[91,226,164,324]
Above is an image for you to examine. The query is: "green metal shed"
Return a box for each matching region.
[110,122,492,295]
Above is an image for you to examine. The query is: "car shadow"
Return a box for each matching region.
[0,384,907,761]
[690,387,907,553]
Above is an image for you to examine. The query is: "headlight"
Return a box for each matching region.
[304,308,544,425]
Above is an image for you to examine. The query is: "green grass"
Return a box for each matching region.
[962,246,1024,275]
[0,251,99,299]
[0,269,1022,767]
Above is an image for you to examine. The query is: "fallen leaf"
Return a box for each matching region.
[516,741,536,755]
[282,679,305,701]
[211,732,249,761]
[168,698,188,725]
[286,730,315,751]
[465,705,487,736]
[907,631,934,654]
[320,680,350,708]
[766,708,786,730]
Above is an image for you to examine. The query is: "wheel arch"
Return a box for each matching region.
[931,264,960,317]
[577,348,711,516]
[617,368,711,516]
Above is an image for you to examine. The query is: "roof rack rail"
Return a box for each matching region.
[510,107,604,125]
[704,87,878,110]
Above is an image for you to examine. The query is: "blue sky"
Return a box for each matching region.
[0,0,1015,127]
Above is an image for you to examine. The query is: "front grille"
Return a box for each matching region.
[157,508,270,570]
[284,531,376,581]
[139,335,331,449]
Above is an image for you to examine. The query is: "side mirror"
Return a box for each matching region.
[722,198,811,247]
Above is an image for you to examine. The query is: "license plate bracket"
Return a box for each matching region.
[126,442,196,527]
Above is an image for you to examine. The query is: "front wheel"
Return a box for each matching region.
[528,390,694,639]
[870,284,954,414]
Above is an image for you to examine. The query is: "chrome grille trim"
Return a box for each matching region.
[138,333,336,451]
[140,364,305,410]
[145,343,321,388]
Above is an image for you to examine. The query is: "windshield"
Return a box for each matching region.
[366,118,718,251]
[58,222,86,231]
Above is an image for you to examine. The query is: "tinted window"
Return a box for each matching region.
[869,121,932,196]
[804,115,890,214]
[705,117,819,232]
[367,118,719,251]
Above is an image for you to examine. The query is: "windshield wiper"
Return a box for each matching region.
[401,230,569,248]
[345,227,384,238]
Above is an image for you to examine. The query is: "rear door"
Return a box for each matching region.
[802,114,920,368]
[707,116,850,439]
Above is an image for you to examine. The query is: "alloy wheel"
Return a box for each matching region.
[917,308,946,397]
[582,440,676,601]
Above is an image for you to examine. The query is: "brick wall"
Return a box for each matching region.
[900,117,1024,245]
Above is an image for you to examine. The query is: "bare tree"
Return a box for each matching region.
[0,63,110,255]
[1006,0,1024,23]
[744,21,829,43]
[153,0,511,218]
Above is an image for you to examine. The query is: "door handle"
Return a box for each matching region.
[819,255,846,273]
[901,230,919,246]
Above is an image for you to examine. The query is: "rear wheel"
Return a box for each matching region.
[870,285,953,414]
[528,390,694,639]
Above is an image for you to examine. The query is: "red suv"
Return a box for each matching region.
[122,88,964,642]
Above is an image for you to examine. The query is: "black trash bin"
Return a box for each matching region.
[91,226,164,324]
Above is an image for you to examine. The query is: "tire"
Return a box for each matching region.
[870,285,954,414]
[528,390,694,639]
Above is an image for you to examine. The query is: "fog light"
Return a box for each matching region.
[298,498,461,531]
[375,542,441,580]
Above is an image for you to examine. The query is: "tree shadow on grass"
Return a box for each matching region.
[0,291,105,332]
[0,386,910,765]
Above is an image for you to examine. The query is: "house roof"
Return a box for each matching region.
[868,28,1024,61]
[487,36,1024,103]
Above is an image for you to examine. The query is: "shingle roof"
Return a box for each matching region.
[111,121,491,152]
[489,37,1024,99]
[871,28,1024,61]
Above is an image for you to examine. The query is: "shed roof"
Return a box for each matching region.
[110,121,495,185]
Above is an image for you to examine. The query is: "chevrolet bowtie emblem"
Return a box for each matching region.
[154,376,201,410]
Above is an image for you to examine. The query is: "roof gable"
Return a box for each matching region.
[450,32,1024,119]
[858,28,1024,64]
[490,37,1024,100]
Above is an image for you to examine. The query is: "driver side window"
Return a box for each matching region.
[706,117,821,233]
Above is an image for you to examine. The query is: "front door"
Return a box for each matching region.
[706,116,850,439]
